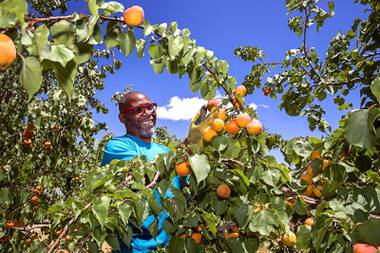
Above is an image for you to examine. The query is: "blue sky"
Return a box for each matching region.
[67,1,366,142]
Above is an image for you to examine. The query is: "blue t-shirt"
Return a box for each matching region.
[101,134,180,253]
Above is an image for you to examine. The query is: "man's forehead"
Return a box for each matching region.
[125,93,151,106]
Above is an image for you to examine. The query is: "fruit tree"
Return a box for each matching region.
[0,0,379,252]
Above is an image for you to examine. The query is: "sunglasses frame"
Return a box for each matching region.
[122,102,157,115]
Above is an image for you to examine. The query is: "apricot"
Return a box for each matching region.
[300,173,313,185]
[313,185,322,198]
[23,139,32,149]
[178,233,189,239]
[233,85,247,97]
[195,226,203,232]
[282,231,297,247]
[43,140,53,151]
[0,34,17,71]
[175,161,191,177]
[202,127,217,142]
[191,232,202,245]
[217,108,227,121]
[33,185,43,195]
[207,98,221,111]
[246,119,263,135]
[321,159,330,170]
[236,113,251,128]
[224,232,240,239]
[306,164,315,177]
[216,183,231,199]
[25,238,32,246]
[31,195,39,206]
[5,221,14,229]
[30,232,38,240]
[311,150,321,160]
[353,243,378,253]
[123,5,144,27]
[210,118,225,132]
[304,217,314,226]
[303,185,314,197]
[225,119,240,135]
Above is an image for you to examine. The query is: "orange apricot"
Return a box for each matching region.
[191,232,202,245]
[31,195,39,206]
[300,173,313,185]
[202,127,217,142]
[43,140,53,151]
[304,217,314,226]
[303,185,314,197]
[210,118,225,132]
[175,161,191,177]
[225,119,240,135]
[311,150,321,160]
[23,138,32,149]
[236,113,251,128]
[321,159,330,170]
[216,183,231,199]
[217,108,227,121]
[207,98,222,111]
[0,34,17,71]
[233,85,247,97]
[306,164,315,177]
[282,231,297,247]
[246,119,263,136]
[123,5,144,27]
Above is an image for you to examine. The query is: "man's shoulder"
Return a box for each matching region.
[151,141,170,152]
[105,135,136,150]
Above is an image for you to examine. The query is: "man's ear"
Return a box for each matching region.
[119,113,126,124]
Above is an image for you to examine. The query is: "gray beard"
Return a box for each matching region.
[128,120,155,138]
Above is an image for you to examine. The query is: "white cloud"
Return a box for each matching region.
[249,102,269,110]
[249,103,258,110]
[157,96,206,121]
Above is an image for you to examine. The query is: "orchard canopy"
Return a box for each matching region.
[0,0,380,252]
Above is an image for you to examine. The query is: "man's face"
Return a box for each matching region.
[120,93,157,138]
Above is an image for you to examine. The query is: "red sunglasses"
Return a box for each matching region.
[122,103,157,115]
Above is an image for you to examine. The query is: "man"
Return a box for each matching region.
[101,91,180,253]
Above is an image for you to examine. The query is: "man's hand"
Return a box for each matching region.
[186,105,220,148]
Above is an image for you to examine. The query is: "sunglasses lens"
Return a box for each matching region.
[134,106,145,114]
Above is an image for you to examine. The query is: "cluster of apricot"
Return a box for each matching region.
[300,150,329,198]
[22,123,34,149]
[202,85,264,143]
[31,185,43,206]
[178,226,203,245]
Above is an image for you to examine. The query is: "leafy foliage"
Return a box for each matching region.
[0,0,379,252]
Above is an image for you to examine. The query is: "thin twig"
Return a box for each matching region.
[146,171,160,188]
[47,203,92,253]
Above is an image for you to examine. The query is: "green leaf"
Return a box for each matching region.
[41,45,75,67]
[100,1,124,13]
[53,60,77,100]
[106,235,120,251]
[216,60,229,75]
[292,139,313,158]
[118,202,132,226]
[136,39,146,59]
[148,44,162,59]
[20,57,42,100]
[345,109,376,149]
[50,20,74,45]
[296,225,312,249]
[261,169,281,187]
[232,169,250,187]
[143,19,153,37]
[294,198,308,216]
[370,78,380,103]
[150,59,165,74]
[87,0,99,16]
[352,219,380,246]
[249,210,277,236]
[189,154,211,185]
[168,36,184,59]
[92,196,111,230]
[119,30,136,56]
[32,25,49,58]
[104,22,120,49]
[77,14,99,43]
[0,0,27,27]
[203,212,219,236]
